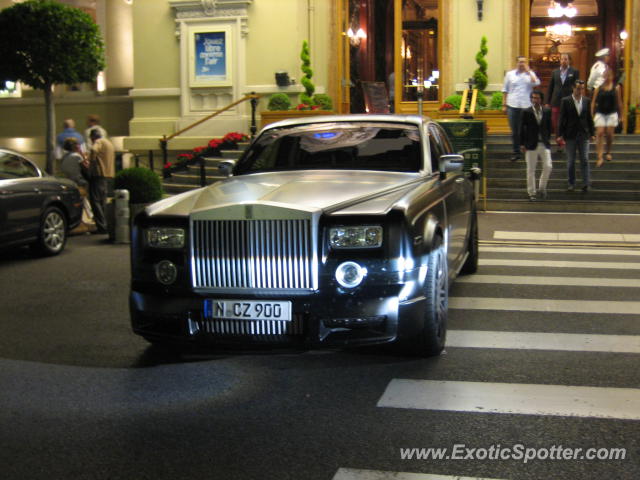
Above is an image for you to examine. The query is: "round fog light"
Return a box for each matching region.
[155,260,177,285]
[335,261,367,288]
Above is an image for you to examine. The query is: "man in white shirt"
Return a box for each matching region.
[587,48,610,91]
[502,56,541,161]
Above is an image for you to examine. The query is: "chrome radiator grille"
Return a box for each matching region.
[197,315,304,337]
[191,219,315,290]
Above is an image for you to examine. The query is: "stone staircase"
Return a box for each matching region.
[162,146,247,195]
[484,134,640,213]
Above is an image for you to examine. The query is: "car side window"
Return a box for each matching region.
[433,124,454,154]
[0,153,38,179]
[427,127,445,172]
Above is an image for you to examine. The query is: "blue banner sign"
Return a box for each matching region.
[194,31,226,82]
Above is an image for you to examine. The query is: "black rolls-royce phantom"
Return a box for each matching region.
[130,115,479,356]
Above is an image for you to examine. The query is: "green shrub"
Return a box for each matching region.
[444,94,463,110]
[267,93,291,111]
[476,91,488,108]
[313,93,332,111]
[489,91,503,110]
[114,167,163,204]
[472,36,489,91]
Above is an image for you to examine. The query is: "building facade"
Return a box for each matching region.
[0,0,638,166]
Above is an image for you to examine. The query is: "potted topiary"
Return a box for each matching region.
[109,167,163,239]
[261,40,334,127]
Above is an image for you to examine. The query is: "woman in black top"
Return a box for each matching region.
[591,69,622,167]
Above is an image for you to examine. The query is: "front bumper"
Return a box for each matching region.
[130,276,427,349]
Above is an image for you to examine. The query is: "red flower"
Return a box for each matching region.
[208,139,222,149]
[223,132,248,144]
[163,162,172,169]
[193,146,206,154]
[439,103,455,111]
[311,105,320,110]
[177,153,194,160]
[296,103,311,111]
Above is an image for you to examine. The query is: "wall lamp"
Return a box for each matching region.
[476,0,483,21]
[347,27,366,46]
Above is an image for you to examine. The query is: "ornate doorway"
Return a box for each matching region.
[526,0,631,122]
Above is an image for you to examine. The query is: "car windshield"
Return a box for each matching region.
[235,122,422,174]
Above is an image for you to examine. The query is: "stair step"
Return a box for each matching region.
[487,187,640,202]
[488,168,640,179]
[487,134,640,143]
[484,199,640,214]
[488,178,640,189]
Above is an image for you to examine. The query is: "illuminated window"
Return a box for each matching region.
[402,0,439,102]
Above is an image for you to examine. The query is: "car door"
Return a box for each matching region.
[427,124,468,273]
[0,152,44,246]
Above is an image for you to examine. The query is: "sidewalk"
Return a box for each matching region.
[478,211,640,244]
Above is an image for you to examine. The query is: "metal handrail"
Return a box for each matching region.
[159,92,261,185]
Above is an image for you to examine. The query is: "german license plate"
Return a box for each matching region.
[204,299,292,322]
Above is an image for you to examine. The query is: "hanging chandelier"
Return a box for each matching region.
[546,22,573,43]
[548,1,577,18]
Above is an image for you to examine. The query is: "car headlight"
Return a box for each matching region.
[145,228,185,248]
[329,225,383,249]
[335,261,367,288]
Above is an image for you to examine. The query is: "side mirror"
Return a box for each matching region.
[438,154,464,180]
[218,159,236,177]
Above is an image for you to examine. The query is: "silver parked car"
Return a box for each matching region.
[129,115,479,356]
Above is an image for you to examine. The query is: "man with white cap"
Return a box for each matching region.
[587,48,610,91]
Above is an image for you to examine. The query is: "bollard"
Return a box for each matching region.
[114,189,130,244]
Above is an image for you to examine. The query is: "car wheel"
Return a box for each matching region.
[397,236,448,357]
[460,208,478,274]
[420,236,448,356]
[34,207,67,256]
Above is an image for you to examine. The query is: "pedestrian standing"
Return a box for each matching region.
[61,137,95,232]
[84,128,115,234]
[557,80,595,192]
[520,90,553,201]
[84,114,108,148]
[55,118,85,160]
[591,69,622,167]
[502,56,541,161]
[587,48,610,92]
[546,53,579,151]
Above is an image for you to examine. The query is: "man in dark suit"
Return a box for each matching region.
[557,80,595,192]
[520,90,553,201]
[547,53,579,150]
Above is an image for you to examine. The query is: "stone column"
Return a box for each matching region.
[104,0,134,90]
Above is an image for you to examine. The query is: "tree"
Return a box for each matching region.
[472,36,488,91]
[300,40,315,106]
[0,0,105,173]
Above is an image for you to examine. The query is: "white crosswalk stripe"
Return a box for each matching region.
[447,330,640,353]
[449,297,640,314]
[456,275,640,287]
[377,379,640,420]
[481,246,640,256]
[333,469,506,480]
[493,231,640,242]
[479,259,640,269]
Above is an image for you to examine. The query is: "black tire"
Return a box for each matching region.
[34,206,67,256]
[460,208,478,274]
[398,236,448,357]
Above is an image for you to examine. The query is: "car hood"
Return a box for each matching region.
[147,170,423,217]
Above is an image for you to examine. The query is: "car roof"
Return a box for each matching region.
[262,114,433,132]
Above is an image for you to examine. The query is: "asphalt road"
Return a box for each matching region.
[1,213,639,480]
